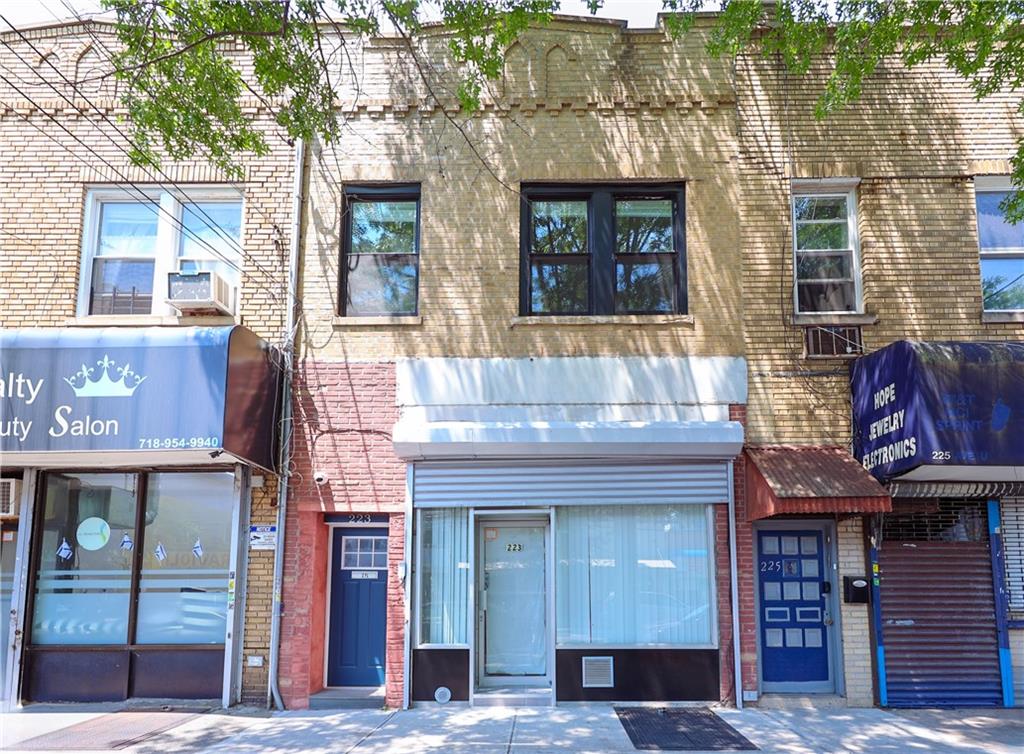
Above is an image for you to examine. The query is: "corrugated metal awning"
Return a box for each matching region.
[745,445,892,521]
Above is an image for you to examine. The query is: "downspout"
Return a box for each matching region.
[268,137,305,710]
[727,461,744,709]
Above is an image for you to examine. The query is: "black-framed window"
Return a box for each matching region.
[520,184,686,315]
[340,184,420,316]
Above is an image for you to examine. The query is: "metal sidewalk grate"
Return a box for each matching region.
[615,707,758,752]
[15,711,201,751]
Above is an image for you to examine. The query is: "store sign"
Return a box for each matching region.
[851,340,1024,480]
[0,327,280,469]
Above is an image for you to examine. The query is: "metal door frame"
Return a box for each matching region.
[472,509,553,693]
[323,521,390,689]
[753,519,844,696]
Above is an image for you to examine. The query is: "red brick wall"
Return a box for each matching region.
[279,360,407,709]
[717,404,758,705]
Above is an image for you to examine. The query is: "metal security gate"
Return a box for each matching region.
[877,500,1002,707]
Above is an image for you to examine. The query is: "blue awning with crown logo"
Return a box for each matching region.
[0,326,280,471]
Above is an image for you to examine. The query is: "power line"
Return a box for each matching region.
[0,16,277,283]
[0,72,288,307]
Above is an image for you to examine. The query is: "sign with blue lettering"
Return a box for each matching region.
[851,341,1024,480]
[0,326,279,469]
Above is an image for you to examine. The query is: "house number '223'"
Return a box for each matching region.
[506,543,523,552]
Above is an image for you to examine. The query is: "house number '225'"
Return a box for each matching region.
[506,543,523,552]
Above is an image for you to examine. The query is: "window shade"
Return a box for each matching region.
[556,504,714,646]
[418,508,470,645]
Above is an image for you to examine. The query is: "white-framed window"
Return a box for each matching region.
[975,176,1024,312]
[555,504,717,648]
[791,182,862,315]
[77,187,243,317]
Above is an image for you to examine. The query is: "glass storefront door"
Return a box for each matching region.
[25,470,236,702]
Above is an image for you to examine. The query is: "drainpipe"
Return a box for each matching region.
[727,461,744,709]
[268,137,305,710]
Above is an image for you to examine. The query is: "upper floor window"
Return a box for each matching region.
[521,184,686,316]
[79,189,243,317]
[791,186,862,315]
[975,176,1024,312]
[341,185,420,316]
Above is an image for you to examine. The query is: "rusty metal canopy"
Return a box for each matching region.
[745,445,892,521]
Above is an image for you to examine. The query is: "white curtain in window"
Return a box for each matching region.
[419,508,470,644]
[556,504,713,646]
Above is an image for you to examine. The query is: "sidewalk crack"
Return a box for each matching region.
[505,711,518,754]
[344,710,397,753]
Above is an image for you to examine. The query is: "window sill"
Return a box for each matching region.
[332,315,422,327]
[791,313,878,327]
[67,315,239,327]
[982,311,1024,324]
[510,314,694,327]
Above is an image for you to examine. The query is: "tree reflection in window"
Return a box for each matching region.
[344,198,419,316]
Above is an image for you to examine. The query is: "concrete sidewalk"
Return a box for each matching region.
[1,704,1021,754]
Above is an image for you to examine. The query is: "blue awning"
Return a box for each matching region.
[851,340,1024,483]
[0,326,280,471]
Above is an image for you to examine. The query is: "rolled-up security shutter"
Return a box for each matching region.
[412,461,729,508]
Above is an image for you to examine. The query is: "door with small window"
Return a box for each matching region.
[327,528,389,687]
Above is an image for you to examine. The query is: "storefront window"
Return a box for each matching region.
[32,474,138,645]
[135,472,234,644]
[556,505,714,646]
[31,471,236,647]
[418,509,469,645]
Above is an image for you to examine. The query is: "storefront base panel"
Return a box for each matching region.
[24,649,129,703]
[129,648,224,699]
[412,649,470,702]
[555,649,719,702]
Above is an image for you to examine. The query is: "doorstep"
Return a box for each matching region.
[473,686,553,707]
[754,693,846,710]
[308,686,386,710]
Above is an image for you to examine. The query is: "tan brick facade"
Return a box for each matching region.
[0,22,295,706]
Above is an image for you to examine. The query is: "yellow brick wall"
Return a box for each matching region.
[837,518,873,707]
[736,52,1024,446]
[298,18,745,361]
[0,22,293,706]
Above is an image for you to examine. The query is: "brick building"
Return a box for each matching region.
[0,21,295,707]
[735,44,1024,707]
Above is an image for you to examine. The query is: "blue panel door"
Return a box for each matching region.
[758,529,832,689]
[327,527,388,687]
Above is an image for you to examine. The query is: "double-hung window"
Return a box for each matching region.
[79,189,243,318]
[791,187,862,314]
[521,184,686,315]
[975,177,1024,312]
[341,185,420,316]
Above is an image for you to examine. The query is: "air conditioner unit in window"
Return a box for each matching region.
[167,270,235,316]
[0,479,21,518]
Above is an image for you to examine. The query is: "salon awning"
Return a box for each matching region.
[745,445,891,521]
[0,326,280,471]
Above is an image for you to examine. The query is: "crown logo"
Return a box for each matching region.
[64,355,147,398]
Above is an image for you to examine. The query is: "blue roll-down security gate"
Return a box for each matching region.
[852,341,1022,708]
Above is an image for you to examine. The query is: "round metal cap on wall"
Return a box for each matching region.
[434,686,452,704]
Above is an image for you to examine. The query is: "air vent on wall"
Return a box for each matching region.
[581,656,614,688]
[0,479,21,517]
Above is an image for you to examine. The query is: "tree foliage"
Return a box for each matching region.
[103,0,1024,219]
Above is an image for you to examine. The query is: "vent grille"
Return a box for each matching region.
[0,479,21,517]
[805,325,863,357]
[581,656,614,688]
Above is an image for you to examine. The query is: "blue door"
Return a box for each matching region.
[757,529,833,691]
[327,528,388,687]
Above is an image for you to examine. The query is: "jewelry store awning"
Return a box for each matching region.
[745,445,892,521]
[0,326,280,471]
